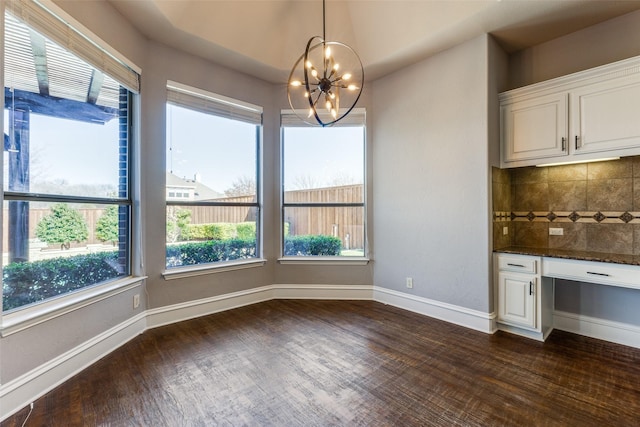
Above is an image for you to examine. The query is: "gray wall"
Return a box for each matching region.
[509,9,640,89]
[370,35,493,313]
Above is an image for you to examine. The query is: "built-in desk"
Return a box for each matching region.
[495,246,640,267]
[494,248,640,346]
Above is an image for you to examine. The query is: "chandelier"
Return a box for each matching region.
[287,0,364,127]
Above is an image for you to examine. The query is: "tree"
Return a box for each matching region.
[95,206,119,246]
[291,174,321,190]
[225,175,256,197]
[327,171,360,187]
[167,207,191,243]
[35,204,89,250]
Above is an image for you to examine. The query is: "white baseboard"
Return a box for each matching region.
[272,284,373,300]
[0,312,146,422]
[554,310,640,349]
[373,286,497,334]
[1,284,493,422]
[146,285,275,329]
[146,284,373,329]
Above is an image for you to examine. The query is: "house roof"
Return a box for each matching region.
[166,172,225,201]
[107,0,640,83]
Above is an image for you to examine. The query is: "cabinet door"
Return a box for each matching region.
[570,74,640,154]
[498,272,536,329]
[501,93,568,164]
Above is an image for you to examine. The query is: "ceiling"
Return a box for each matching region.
[107,0,640,84]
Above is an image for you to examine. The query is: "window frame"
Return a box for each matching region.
[279,109,368,265]
[162,82,265,279]
[0,0,143,330]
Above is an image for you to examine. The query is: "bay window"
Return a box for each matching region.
[280,109,367,260]
[165,82,262,272]
[2,2,139,312]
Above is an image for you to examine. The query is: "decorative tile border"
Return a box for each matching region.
[493,211,640,224]
[493,211,511,222]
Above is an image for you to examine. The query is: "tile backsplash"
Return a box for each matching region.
[492,156,640,255]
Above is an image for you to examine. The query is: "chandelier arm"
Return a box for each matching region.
[312,91,322,108]
[302,37,318,114]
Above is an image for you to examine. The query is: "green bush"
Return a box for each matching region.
[236,222,256,240]
[284,235,342,256]
[166,238,257,267]
[2,252,122,312]
[166,233,341,267]
[185,223,237,241]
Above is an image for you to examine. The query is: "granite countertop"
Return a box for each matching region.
[494,246,640,267]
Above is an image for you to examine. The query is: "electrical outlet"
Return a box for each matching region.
[549,227,564,236]
[503,226,508,236]
[133,294,140,309]
[406,277,413,289]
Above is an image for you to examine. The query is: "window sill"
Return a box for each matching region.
[162,258,267,281]
[1,276,147,337]
[278,256,370,266]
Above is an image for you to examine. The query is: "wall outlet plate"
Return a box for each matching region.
[503,226,509,236]
[406,277,413,289]
[549,227,564,236]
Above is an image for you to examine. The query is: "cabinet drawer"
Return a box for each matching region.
[543,258,640,289]
[498,255,538,274]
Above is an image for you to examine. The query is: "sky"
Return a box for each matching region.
[3,105,364,197]
[167,104,364,194]
[4,111,120,193]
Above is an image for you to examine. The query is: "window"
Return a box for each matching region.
[165,82,262,270]
[2,3,139,313]
[281,109,366,259]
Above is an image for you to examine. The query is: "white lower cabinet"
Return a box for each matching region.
[498,271,536,329]
[495,253,553,341]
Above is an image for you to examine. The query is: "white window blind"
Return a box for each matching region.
[167,81,262,125]
[6,0,140,93]
[280,108,366,127]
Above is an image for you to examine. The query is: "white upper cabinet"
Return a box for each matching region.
[500,55,640,168]
[501,92,568,163]
[570,74,640,155]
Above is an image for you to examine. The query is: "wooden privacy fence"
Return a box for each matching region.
[2,184,365,251]
[283,184,364,250]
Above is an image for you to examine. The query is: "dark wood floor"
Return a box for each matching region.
[3,300,640,426]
